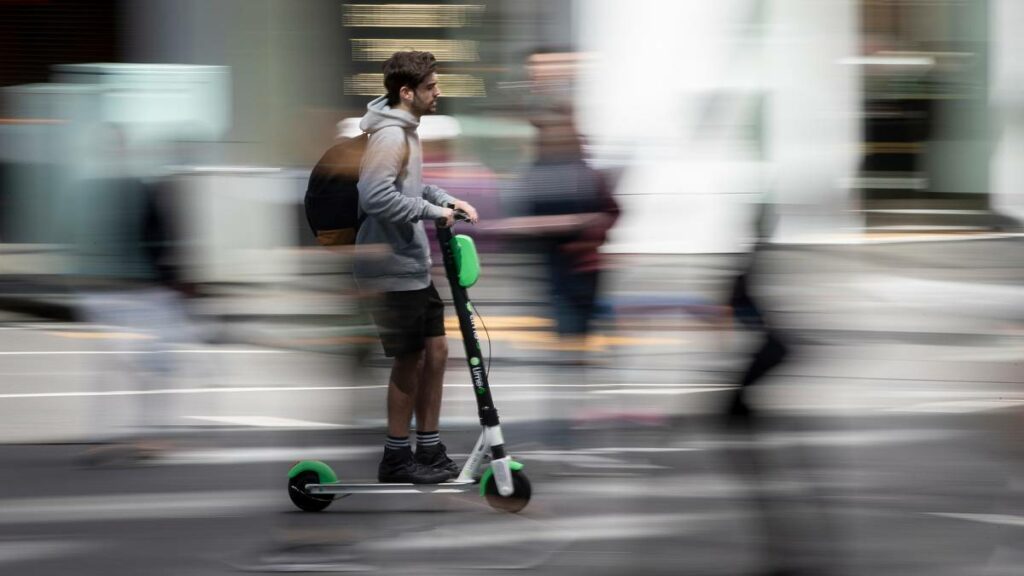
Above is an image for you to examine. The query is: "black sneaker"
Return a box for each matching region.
[378,447,450,484]
[415,442,460,479]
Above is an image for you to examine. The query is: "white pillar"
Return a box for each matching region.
[990,0,1024,223]
[765,0,862,243]
[576,0,861,253]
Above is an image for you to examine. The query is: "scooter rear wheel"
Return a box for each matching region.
[483,470,531,513]
[288,471,333,512]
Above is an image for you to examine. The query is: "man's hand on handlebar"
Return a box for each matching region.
[451,200,479,224]
[436,199,479,228]
[437,207,456,228]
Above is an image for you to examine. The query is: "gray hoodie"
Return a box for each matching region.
[355,96,455,292]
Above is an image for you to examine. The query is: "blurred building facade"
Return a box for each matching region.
[1,0,1021,265]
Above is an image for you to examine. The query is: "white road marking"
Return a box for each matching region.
[0,541,93,565]
[155,446,378,466]
[0,384,385,399]
[0,382,727,400]
[158,445,666,468]
[501,450,645,469]
[186,415,349,429]
[549,477,760,499]
[103,444,691,467]
[547,382,723,387]
[360,512,730,551]
[942,347,1024,363]
[890,400,1024,413]
[682,428,963,450]
[586,447,700,454]
[2,322,103,331]
[927,513,1024,528]
[0,371,102,376]
[154,429,944,470]
[0,490,277,525]
[590,387,726,396]
[572,462,668,470]
[0,349,286,356]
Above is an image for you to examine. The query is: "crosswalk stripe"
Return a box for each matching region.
[927,513,1024,528]
[0,490,277,525]
[155,446,378,465]
[0,349,286,356]
[360,512,731,550]
[590,387,726,396]
[0,382,726,400]
[889,399,1024,413]
[0,384,384,399]
[0,541,93,565]
[46,331,154,340]
[186,415,350,429]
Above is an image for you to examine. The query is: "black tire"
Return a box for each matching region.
[288,471,333,512]
[483,470,531,513]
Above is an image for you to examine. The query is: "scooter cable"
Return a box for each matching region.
[475,304,493,377]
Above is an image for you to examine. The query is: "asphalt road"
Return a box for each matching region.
[0,238,1021,575]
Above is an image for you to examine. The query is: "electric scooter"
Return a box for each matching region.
[287,210,531,513]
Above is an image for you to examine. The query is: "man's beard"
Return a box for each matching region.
[413,97,436,116]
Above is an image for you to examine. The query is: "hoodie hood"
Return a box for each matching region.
[359,96,419,134]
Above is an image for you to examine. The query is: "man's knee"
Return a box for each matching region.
[391,350,424,393]
[425,336,448,367]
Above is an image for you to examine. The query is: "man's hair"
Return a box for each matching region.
[383,51,437,106]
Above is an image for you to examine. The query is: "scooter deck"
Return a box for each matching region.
[306,480,477,495]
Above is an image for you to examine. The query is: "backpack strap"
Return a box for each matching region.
[398,130,411,179]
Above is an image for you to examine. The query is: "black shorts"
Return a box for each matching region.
[370,283,446,357]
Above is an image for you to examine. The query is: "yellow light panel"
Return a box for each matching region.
[351,39,479,62]
[344,4,484,28]
[345,73,486,97]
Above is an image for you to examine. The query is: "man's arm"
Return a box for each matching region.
[424,184,478,224]
[358,128,447,223]
[422,184,455,208]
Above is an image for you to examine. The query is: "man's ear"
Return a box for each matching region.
[399,85,413,104]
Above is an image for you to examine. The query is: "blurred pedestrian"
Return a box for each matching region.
[718,202,845,576]
[497,48,619,358]
[73,162,195,463]
[724,202,789,424]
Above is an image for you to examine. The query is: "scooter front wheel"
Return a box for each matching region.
[483,470,531,513]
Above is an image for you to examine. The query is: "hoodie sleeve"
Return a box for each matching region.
[358,127,446,223]
[422,184,455,208]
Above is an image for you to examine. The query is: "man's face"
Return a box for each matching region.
[410,72,441,116]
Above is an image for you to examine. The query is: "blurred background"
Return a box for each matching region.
[0,1,1021,575]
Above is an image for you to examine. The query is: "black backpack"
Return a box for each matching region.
[304,132,407,246]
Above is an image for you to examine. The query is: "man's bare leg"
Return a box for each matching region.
[387,350,423,438]
[415,336,448,432]
[379,348,450,483]
[412,336,458,476]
